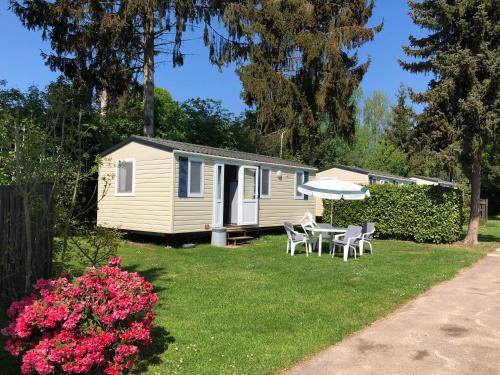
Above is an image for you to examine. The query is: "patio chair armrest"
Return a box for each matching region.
[346,234,362,246]
[361,231,374,241]
[334,233,344,241]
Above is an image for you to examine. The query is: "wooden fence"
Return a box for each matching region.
[480,199,488,223]
[0,184,54,302]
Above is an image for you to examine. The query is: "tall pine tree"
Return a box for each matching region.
[218,1,382,164]
[401,0,499,245]
[386,84,414,154]
[10,0,229,137]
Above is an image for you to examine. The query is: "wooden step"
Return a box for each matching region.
[226,227,246,233]
[227,236,253,245]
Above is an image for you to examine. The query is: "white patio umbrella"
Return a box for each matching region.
[298,178,370,224]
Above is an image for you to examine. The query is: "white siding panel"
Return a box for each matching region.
[97,142,173,233]
[258,167,316,227]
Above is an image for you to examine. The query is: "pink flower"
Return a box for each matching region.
[108,257,122,266]
[2,262,158,375]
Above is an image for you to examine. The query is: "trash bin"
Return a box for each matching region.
[211,227,227,247]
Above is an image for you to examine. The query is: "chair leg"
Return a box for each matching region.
[305,242,309,257]
[291,242,296,256]
[367,241,373,254]
[286,240,290,254]
[343,245,349,261]
[359,241,364,255]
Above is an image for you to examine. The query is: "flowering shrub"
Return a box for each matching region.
[1,257,158,375]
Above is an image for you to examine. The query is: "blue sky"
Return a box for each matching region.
[0,0,430,114]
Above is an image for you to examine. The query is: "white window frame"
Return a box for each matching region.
[115,158,135,197]
[187,157,205,198]
[260,168,272,199]
[294,171,304,199]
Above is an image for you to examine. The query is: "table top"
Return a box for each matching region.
[304,225,346,233]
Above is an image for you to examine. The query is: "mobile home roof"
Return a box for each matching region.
[411,175,456,187]
[319,163,414,183]
[101,135,317,170]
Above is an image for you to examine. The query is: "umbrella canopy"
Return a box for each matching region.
[298,178,370,200]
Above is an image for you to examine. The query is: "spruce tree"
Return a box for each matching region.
[401,0,499,245]
[386,84,414,154]
[219,1,382,164]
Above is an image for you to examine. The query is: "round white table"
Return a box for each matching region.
[303,224,346,256]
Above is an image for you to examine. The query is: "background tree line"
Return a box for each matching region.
[2,0,499,246]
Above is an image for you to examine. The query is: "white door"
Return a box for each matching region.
[213,163,225,228]
[238,166,259,225]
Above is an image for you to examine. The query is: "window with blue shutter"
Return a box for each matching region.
[178,157,188,197]
[294,171,304,199]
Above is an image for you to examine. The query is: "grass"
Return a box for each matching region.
[477,217,500,243]
[1,220,499,375]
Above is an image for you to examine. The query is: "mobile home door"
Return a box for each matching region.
[238,166,259,225]
[213,163,225,228]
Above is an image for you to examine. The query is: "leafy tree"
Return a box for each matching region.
[180,98,249,150]
[155,87,187,141]
[401,0,499,245]
[366,140,409,176]
[386,84,415,154]
[0,80,114,272]
[219,1,382,165]
[361,91,392,150]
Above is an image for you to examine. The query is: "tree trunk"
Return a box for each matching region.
[99,89,109,116]
[464,157,481,246]
[143,9,155,137]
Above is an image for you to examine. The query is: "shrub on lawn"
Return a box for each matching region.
[323,184,464,243]
[1,257,158,375]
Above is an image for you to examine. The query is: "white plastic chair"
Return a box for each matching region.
[300,211,317,229]
[301,223,319,254]
[284,222,309,256]
[301,211,333,252]
[330,225,363,261]
[359,223,375,255]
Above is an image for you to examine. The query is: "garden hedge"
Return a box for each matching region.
[322,185,464,243]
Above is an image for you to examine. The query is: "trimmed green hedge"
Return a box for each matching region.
[322,185,464,243]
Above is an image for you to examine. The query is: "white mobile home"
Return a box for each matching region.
[97,136,317,235]
[410,176,456,188]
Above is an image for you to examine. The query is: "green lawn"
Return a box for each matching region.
[1,221,498,375]
[477,217,500,243]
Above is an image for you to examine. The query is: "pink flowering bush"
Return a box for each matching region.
[1,257,158,375]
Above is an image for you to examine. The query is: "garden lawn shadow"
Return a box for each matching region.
[465,218,500,243]
[133,326,175,374]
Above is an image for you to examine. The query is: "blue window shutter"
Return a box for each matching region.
[303,171,309,200]
[257,166,261,198]
[178,157,188,197]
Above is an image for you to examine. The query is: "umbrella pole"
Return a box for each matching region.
[330,200,333,225]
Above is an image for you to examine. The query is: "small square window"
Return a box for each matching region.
[295,171,304,199]
[260,168,271,198]
[188,159,204,197]
[116,159,134,195]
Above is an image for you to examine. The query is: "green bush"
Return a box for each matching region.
[322,185,464,243]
